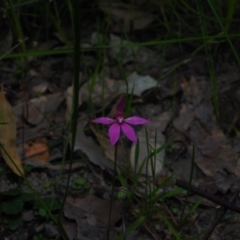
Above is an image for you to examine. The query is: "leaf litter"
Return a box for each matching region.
[173,76,240,193]
[2,12,240,240]
[73,120,114,170]
[63,194,121,239]
[0,86,24,176]
[77,71,157,107]
[3,62,240,239]
[24,140,49,164]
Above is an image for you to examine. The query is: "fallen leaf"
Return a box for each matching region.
[24,142,49,163]
[73,121,114,170]
[63,194,121,240]
[60,216,77,240]
[14,92,64,126]
[80,72,157,107]
[32,81,48,94]
[218,80,240,135]
[90,124,129,170]
[0,87,24,176]
[123,72,157,96]
[98,0,154,32]
[13,92,64,141]
[91,33,162,76]
[173,76,239,192]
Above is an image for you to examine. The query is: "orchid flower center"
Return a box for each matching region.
[116,114,124,123]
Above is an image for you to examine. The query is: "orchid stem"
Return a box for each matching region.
[122,202,126,240]
[107,142,118,240]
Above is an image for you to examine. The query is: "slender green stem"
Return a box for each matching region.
[225,0,238,32]
[107,142,118,240]
[207,0,240,65]
[58,0,81,237]
[179,145,195,225]
[121,202,126,240]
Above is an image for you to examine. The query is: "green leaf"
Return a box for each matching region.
[33,235,43,240]
[2,199,23,215]
[0,188,21,196]
[117,216,145,240]
[0,167,4,174]
[39,208,47,217]
[33,197,61,211]
[75,177,86,186]
[20,192,35,202]
[23,164,34,173]
[158,210,181,240]
[8,217,22,231]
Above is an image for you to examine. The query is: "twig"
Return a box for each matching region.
[203,188,240,240]
[0,37,28,61]
[175,179,240,214]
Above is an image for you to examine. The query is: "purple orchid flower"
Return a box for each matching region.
[91,97,150,145]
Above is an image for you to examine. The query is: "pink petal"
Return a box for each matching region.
[121,123,137,143]
[91,117,116,125]
[124,116,150,125]
[109,122,121,145]
[116,97,125,114]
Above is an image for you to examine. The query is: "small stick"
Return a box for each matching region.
[0,37,28,61]
[175,179,240,214]
[202,185,240,240]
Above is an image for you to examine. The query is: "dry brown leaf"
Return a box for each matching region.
[90,124,129,170]
[14,92,64,126]
[24,142,49,163]
[13,92,64,141]
[173,76,240,193]
[73,121,114,170]
[63,194,121,239]
[0,88,24,176]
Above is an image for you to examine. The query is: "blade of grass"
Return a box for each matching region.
[197,1,220,119]
[224,0,238,31]
[158,209,181,240]
[207,0,240,65]
[3,32,240,60]
[133,138,140,177]
[7,0,27,64]
[179,145,195,223]
[46,7,70,46]
[116,216,145,240]
[151,188,183,202]
[59,0,81,232]
[178,197,203,231]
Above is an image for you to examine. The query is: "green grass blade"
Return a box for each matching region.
[158,209,181,240]
[116,216,145,240]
